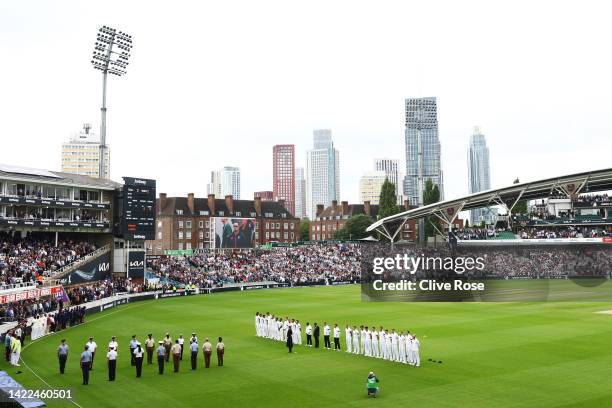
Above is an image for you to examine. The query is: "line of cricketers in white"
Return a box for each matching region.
[255,313,420,367]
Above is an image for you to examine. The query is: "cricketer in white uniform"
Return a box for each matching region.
[345,326,352,353]
[352,327,360,354]
[360,326,366,355]
[379,329,387,360]
[364,328,372,357]
[391,330,399,362]
[411,335,420,367]
[282,319,289,341]
[406,332,414,364]
[371,328,379,358]
[295,321,302,345]
[399,332,407,364]
[385,331,392,360]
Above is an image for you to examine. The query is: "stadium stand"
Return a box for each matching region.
[0,233,97,285]
[147,244,361,287]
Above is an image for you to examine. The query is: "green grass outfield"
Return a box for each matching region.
[6,283,612,408]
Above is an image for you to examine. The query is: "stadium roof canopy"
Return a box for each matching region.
[0,163,121,190]
[367,167,612,240]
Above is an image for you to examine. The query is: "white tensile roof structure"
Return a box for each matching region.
[367,168,612,241]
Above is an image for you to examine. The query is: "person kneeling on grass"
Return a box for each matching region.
[366,372,380,398]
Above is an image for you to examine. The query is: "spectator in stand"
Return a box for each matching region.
[146,244,361,288]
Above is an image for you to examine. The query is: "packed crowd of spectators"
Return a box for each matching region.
[0,233,97,285]
[147,244,361,287]
[361,242,612,279]
[575,194,611,206]
[517,226,610,239]
[452,228,510,240]
[65,277,141,305]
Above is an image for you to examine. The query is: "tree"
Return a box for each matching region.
[378,179,400,220]
[334,214,372,240]
[513,200,528,215]
[421,178,441,241]
[299,218,310,241]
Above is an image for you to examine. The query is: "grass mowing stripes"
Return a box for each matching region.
[5,284,612,408]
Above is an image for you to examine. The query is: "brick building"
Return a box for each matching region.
[254,191,274,201]
[146,193,299,254]
[310,200,419,241]
[272,144,295,215]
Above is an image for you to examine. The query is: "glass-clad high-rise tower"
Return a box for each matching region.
[468,127,496,225]
[403,97,444,206]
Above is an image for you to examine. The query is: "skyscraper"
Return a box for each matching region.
[359,171,387,205]
[374,158,402,204]
[206,170,223,196]
[272,145,295,215]
[61,123,110,178]
[207,167,241,199]
[403,97,444,206]
[306,129,340,219]
[468,127,496,225]
[294,167,306,219]
[220,166,241,199]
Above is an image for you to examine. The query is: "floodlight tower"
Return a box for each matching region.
[91,26,133,179]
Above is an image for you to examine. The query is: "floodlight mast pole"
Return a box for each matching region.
[99,43,111,180]
[91,26,132,180]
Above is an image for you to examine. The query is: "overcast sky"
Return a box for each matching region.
[1,1,611,205]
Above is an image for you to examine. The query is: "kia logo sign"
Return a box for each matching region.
[129,261,144,267]
[99,262,110,272]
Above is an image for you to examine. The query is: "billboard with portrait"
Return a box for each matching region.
[213,217,256,249]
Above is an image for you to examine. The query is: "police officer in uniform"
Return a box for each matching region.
[133,342,144,378]
[80,345,92,385]
[107,346,117,381]
[85,337,97,370]
[129,335,138,366]
[57,339,69,374]
[156,341,165,374]
[189,339,198,370]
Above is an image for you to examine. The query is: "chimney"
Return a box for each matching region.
[158,193,167,215]
[316,204,325,217]
[364,200,371,217]
[254,196,262,216]
[225,195,234,214]
[187,193,195,214]
[341,201,349,216]
[207,194,216,215]
[331,200,338,212]
[404,200,410,211]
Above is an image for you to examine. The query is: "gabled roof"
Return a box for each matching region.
[316,203,379,220]
[157,196,296,219]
